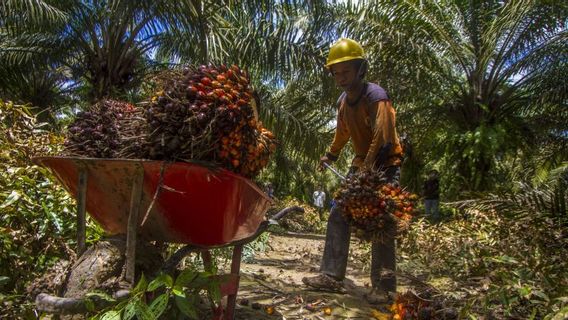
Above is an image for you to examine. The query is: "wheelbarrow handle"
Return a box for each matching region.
[161,206,305,273]
[269,205,304,222]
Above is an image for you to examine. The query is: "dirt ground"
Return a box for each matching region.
[221,232,412,320]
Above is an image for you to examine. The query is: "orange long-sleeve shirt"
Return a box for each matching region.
[328,83,403,169]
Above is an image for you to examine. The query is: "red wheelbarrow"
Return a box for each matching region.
[33,156,302,319]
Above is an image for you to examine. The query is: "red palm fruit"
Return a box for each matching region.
[201,77,212,86]
[226,69,234,79]
[187,85,198,96]
[211,80,221,88]
[214,88,225,97]
[231,64,240,73]
[237,99,247,106]
[217,74,227,82]
[195,82,205,91]
[232,159,240,167]
[219,96,230,104]
[207,91,217,100]
[223,84,233,91]
[230,89,240,98]
[239,76,248,84]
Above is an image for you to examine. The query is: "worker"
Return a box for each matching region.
[302,38,403,303]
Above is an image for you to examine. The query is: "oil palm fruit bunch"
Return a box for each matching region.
[144,63,276,178]
[334,170,418,241]
[64,100,144,158]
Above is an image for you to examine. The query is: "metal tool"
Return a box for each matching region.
[323,162,346,180]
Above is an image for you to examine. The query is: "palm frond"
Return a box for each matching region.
[1,0,67,34]
[455,165,568,222]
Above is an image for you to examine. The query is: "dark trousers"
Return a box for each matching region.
[320,166,399,292]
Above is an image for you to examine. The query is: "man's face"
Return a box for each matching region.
[330,61,361,91]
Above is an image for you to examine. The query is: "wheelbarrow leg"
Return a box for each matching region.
[225,244,243,320]
[76,166,87,256]
[124,166,145,285]
[202,247,242,320]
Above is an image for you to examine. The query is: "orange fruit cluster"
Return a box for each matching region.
[145,63,276,178]
[335,170,418,237]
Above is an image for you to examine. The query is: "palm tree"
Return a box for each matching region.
[1,0,343,195]
[333,0,568,192]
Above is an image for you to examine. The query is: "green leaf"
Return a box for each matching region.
[134,300,154,320]
[174,269,197,288]
[491,255,518,264]
[518,286,531,298]
[123,300,137,320]
[132,274,148,294]
[175,295,198,319]
[84,298,95,312]
[149,293,169,318]
[148,273,173,291]
[100,310,121,320]
[172,287,185,297]
[0,276,9,286]
[0,190,20,208]
[207,278,221,304]
[532,290,550,302]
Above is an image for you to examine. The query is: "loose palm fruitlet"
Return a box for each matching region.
[64,100,147,158]
[390,291,435,320]
[144,63,276,178]
[334,170,418,241]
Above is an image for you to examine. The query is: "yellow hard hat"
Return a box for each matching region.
[325,38,365,68]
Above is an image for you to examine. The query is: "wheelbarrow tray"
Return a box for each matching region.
[33,156,272,246]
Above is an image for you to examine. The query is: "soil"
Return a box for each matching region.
[225,232,411,320]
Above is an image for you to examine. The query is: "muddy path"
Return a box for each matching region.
[221,233,414,319]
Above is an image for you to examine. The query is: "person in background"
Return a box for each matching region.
[302,38,403,303]
[313,185,326,219]
[423,170,440,221]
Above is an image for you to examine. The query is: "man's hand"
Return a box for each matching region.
[318,155,332,171]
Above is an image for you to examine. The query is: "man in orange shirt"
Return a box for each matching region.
[302,38,403,302]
